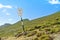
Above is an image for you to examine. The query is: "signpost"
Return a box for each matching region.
[18,8,25,33]
[18,8,22,17]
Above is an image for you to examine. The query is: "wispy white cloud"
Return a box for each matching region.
[15,6,18,9]
[2,9,11,16]
[2,9,7,12]
[48,0,60,4]
[8,18,13,21]
[6,13,10,16]
[5,5,12,8]
[0,4,12,8]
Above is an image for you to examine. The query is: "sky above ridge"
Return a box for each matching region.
[0,0,60,25]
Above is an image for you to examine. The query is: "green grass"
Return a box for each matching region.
[0,11,60,39]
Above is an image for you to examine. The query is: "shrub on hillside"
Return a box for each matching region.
[27,31,37,37]
[15,32,23,37]
[33,37,39,40]
[28,28,35,31]
[51,28,60,33]
[35,26,41,29]
[36,33,42,37]
[39,34,53,40]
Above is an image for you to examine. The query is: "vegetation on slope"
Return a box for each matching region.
[0,11,60,40]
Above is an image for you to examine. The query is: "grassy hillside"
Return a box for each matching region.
[0,11,60,40]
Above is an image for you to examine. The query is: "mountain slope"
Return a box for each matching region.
[0,11,60,38]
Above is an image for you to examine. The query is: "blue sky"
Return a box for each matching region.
[0,0,60,25]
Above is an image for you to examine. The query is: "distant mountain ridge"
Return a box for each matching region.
[0,23,11,27]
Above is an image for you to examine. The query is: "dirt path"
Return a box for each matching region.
[54,34,60,40]
[1,35,36,40]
